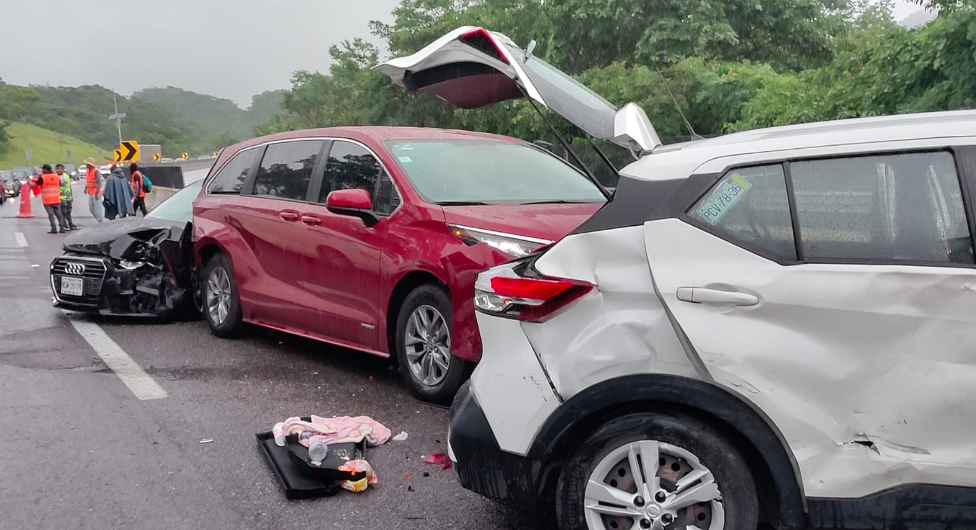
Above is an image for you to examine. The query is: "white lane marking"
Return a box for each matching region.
[14,232,27,247]
[66,314,168,400]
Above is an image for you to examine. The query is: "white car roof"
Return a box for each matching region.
[621,109,976,182]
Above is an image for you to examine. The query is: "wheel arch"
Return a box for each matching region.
[385,269,450,355]
[530,374,806,529]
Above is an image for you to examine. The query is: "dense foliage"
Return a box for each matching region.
[262,0,975,156]
[135,87,284,141]
[0,81,240,157]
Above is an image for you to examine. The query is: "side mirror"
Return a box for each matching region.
[613,102,662,156]
[326,188,379,226]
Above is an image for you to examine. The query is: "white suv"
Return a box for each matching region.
[381,27,976,530]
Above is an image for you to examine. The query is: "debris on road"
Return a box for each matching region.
[392,431,409,442]
[199,438,214,444]
[422,452,452,470]
[338,459,377,493]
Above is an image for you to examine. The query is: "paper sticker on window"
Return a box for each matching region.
[398,156,412,163]
[696,173,753,225]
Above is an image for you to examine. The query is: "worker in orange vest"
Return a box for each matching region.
[130,163,148,216]
[31,164,67,233]
[83,157,105,223]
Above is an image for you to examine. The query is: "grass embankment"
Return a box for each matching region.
[0,122,108,168]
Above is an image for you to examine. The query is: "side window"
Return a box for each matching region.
[319,141,397,214]
[688,164,796,261]
[207,148,261,194]
[252,140,323,200]
[791,152,973,264]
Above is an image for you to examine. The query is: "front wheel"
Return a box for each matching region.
[202,253,244,337]
[556,412,759,530]
[394,284,467,404]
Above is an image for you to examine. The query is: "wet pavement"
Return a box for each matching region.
[0,189,543,529]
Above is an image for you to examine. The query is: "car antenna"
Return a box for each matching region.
[523,95,612,200]
[656,68,702,141]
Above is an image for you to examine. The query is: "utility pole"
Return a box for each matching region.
[108,90,125,145]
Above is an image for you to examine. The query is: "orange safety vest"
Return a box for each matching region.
[40,172,62,205]
[86,166,100,194]
[132,172,146,198]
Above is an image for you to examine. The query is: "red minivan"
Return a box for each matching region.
[193,126,605,401]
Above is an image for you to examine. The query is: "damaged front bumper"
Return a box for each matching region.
[50,254,190,317]
[448,382,548,511]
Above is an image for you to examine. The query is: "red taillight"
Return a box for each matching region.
[458,27,510,64]
[475,266,593,323]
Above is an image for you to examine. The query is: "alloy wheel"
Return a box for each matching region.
[584,440,725,530]
[403,304,451,387]
[207,266,231,325]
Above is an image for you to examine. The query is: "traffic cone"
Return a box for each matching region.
[17,181,34,218]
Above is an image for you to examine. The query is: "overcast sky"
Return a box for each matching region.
[1,0,924,109]
[1,0,400,107]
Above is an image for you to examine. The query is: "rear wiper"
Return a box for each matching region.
[435,201,490,206]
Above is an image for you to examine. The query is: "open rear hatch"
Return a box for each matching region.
[375,26,660,153]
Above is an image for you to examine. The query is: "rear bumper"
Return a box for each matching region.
[448,381,547,511]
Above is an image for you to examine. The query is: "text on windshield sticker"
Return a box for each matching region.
[696,173,753,225]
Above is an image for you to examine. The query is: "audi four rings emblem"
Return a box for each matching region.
[64,262,86,275]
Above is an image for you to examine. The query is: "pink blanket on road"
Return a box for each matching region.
[272,415,392,447]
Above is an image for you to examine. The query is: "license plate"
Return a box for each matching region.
[60,276,84,297]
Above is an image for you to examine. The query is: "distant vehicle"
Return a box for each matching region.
[64,164,78,177]
[194,126,605,402]
[0,171,19,198]
[197,155,211,160]
[50,180,204,317]
[98,165,112,176]
[10,170,30,187]
[161,158,174,163]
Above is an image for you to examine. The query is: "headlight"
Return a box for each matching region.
[447,224,551,257]
[70,171,77,176]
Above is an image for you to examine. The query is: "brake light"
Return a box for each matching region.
[458,28,510,65]
[474,264,593,323]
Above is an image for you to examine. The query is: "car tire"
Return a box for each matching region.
[202,253,244,337]
[394,284,467,404]
[556,412,759,530]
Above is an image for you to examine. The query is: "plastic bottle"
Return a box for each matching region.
[308,439,328,462]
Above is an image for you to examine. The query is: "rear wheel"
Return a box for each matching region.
[394,284,467,403]
[556,412,759,530]
[202,253,244,337]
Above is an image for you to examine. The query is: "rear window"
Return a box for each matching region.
[147,181,203,223]
[207,147,262,194]
[386,140,605,204]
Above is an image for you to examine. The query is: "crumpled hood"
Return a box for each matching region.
[63,217,184,260]
[439,202,603,242]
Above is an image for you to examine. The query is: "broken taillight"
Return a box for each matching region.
[474,261,593,323]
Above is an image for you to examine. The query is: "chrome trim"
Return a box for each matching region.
[449,224,553,246]
[50,256,109,306]
[209,136,405,217]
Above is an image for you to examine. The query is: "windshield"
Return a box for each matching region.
[503,43,617,140]
[146,181,202,222]
[0,171,12,181]
[387,140,605,204]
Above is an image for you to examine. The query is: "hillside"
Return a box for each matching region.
[134,87,283,141]
[0,122,105,168]
[8,83,238,159]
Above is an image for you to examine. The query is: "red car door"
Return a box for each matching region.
[238,139,326,333]
[296,139,397,350]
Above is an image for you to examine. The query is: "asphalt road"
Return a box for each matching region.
[0,188,542,529]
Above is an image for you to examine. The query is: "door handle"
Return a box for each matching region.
[676,287,759,306]
[279,210,299,221]
[301,215,322,226]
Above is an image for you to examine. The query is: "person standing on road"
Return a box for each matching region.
[83,157,105,223]
[56,164,79,230]
[31,164,67,234]
[102,164,134,220]
[130,163,148,216]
